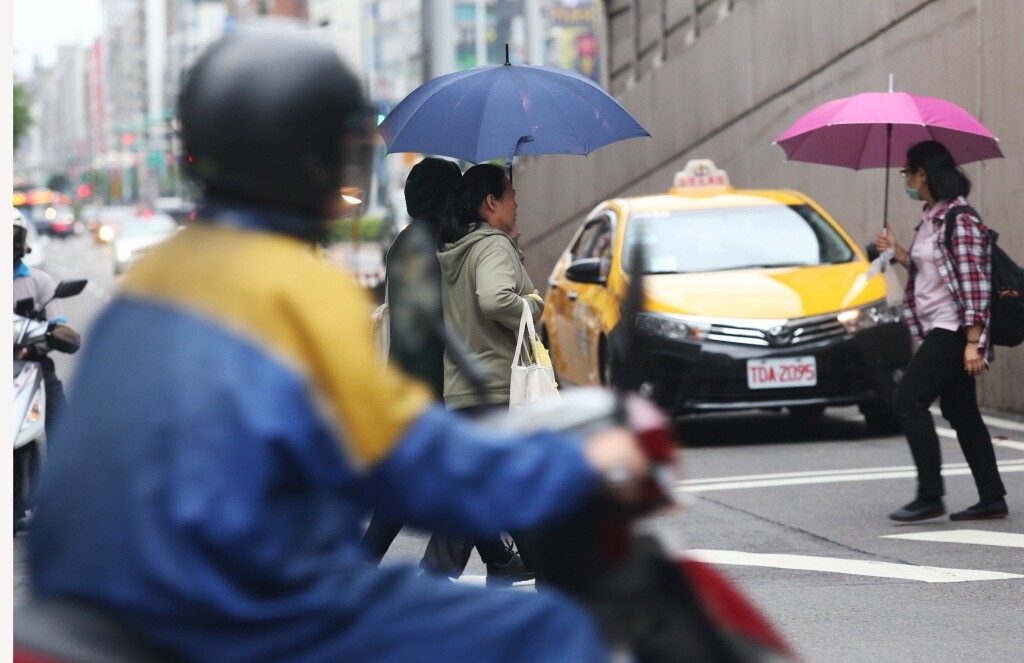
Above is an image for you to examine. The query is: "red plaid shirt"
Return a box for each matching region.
[902,196,993,361]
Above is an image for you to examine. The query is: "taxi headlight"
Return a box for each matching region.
[635,313,710,342]
[837,302,902,333]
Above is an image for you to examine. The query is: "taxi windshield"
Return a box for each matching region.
[623,204,855,274]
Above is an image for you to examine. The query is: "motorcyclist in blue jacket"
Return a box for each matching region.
[29,25,646,663]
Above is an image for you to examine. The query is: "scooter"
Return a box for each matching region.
[13,279,86,535]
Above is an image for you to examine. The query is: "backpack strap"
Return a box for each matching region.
[942,204,980,253]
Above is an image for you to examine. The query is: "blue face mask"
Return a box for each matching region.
[905,184,921,201]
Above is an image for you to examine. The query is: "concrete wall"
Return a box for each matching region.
[513,0,1024,413]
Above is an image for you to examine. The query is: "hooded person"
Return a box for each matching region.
[385,156,463,396]
[438,163,544,411]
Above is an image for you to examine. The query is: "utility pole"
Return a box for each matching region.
[524,0,543,65]
[475,0,487,66]
[425,0,456,77]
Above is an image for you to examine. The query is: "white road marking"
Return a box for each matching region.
[683,549,1023,583]
[453,575,536,590]
[882,530,1024,549]
[996,441,1024,452]
[676,460,1024,492]
[929,406,1024,433]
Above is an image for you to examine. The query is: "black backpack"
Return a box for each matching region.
[943,205,1024,347]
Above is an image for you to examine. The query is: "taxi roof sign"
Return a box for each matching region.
[670,159,731,194]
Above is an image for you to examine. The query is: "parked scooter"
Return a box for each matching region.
[13,279,86,534]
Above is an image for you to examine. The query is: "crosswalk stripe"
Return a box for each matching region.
[882,530,1024,549]
[676,461,1024,492]
[683,549,1023,583]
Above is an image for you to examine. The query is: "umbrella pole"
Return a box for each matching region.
[883,122,892,231]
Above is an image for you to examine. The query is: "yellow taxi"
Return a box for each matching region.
[541,160,912,432]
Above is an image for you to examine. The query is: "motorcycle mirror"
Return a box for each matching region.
[54,279,88,299]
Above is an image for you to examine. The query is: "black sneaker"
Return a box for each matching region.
[485,552,534,588]
[889,497,945,522]
[950,497,1008,521]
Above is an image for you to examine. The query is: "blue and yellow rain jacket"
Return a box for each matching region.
[30,209,608,662]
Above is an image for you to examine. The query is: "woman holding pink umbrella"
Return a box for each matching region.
[876,140,1008,522]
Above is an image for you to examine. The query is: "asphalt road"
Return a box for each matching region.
[14,232,1024,662]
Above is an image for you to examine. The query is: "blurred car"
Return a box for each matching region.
[110,213,179,274]
[93,206,137,244]
[154,196,196,224]
[541,159,912,433]
[36,205,77,237]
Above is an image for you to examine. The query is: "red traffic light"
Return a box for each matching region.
[77,184,92,198]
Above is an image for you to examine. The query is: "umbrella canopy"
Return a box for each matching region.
[775,91,1003,169]
[379,59,649,164]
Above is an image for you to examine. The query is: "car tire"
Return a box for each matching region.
[788,404,826,418]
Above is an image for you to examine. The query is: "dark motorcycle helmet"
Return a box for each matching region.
[178,27,374,222]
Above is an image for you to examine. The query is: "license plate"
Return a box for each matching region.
[747,356,817,389]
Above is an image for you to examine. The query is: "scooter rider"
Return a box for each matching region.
[29,26,647,663]
[13,208,77,436]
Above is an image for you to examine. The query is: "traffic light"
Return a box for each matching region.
[77,184,92,199]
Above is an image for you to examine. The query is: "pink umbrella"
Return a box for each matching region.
[775,82,1003,229]
[776,92,1002,170]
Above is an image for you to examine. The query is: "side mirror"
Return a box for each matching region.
[564,258,608,285]
[54,279,88,299]
[864,243,880,262]
[15,298,35,317]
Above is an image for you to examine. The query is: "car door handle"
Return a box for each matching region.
[567,291,578,301]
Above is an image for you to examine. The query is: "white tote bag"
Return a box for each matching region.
[510,300,559,409]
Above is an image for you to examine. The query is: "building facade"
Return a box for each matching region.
[512,0,1024,412]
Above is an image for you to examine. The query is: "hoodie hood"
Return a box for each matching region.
[438,223,523,284]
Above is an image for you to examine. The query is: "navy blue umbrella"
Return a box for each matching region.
[379,50,649,166]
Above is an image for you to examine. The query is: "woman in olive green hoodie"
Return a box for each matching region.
[438,164,545,412]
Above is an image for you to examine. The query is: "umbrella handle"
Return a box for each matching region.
[505,135,535,185]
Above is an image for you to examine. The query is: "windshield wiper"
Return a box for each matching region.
[714,262,810,271]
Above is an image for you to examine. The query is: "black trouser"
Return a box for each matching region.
[893,328,1006,501]
[360,514,512,569]
[360,400,516,573]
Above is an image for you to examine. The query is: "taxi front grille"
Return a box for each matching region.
[707,314,848,348]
